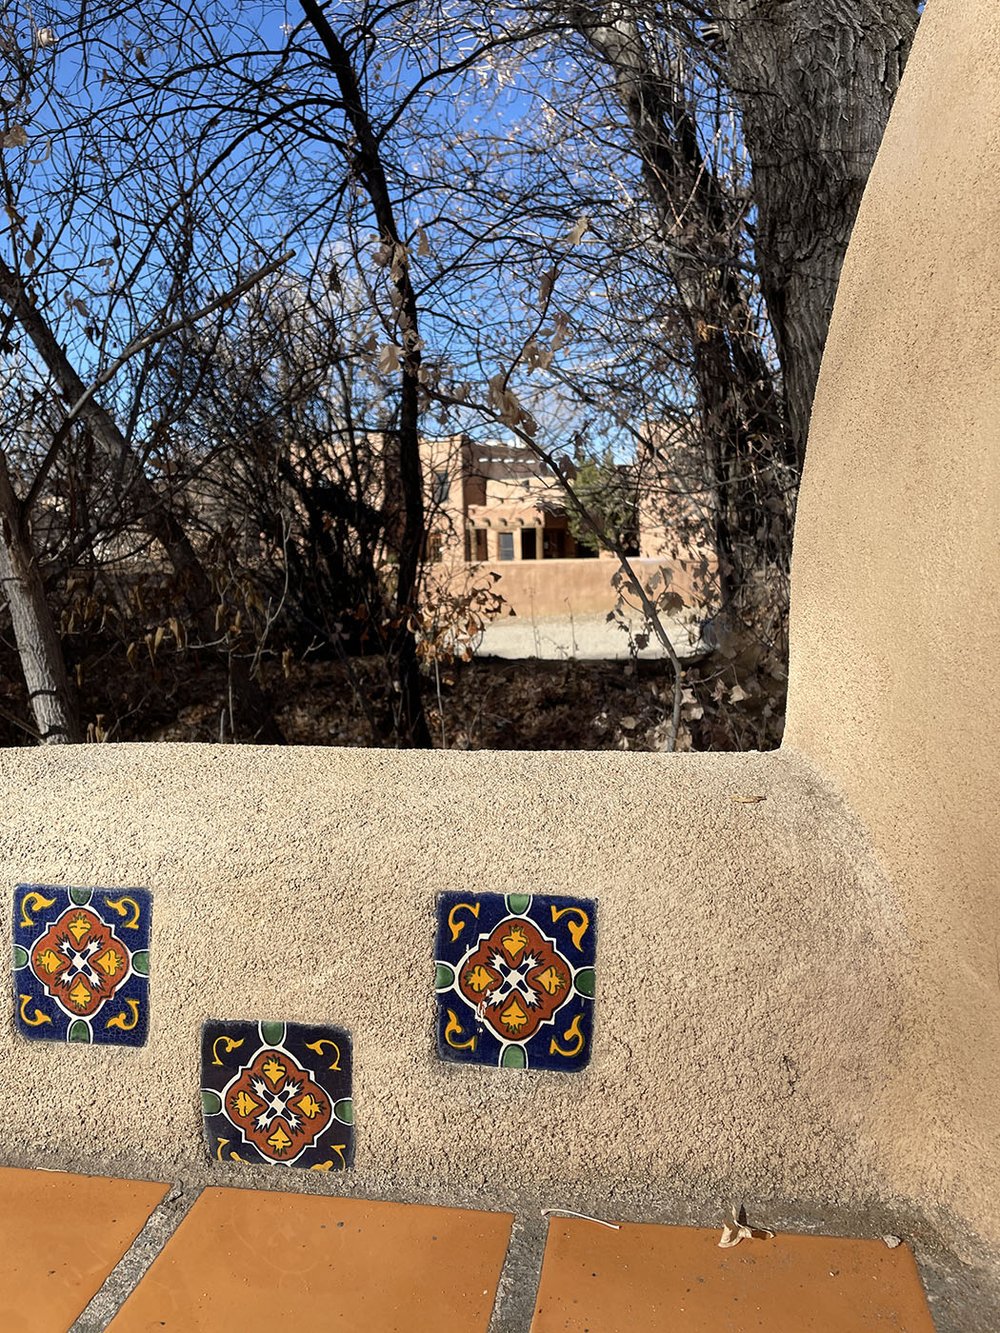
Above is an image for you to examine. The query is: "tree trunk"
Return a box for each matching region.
[714,0,921,467]
[299,0,431,747]
[0,451,80,742]
[0,262,284,743]
[568,6,789,607]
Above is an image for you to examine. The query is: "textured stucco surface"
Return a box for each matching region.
[784,0,1000,1277]
[1,743,906,1217]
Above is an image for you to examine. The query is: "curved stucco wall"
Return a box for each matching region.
[1,744,908,1227]
[785,0,1000,1265]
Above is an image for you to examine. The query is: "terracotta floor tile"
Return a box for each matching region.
[530,1219,937,1332]
[0,1167,169,1333]
[107,1186,514,1331]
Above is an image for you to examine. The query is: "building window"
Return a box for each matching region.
[498,531,515,561]
[543,529,566,559]
[474,529,488,561]
[433,471,450,504]
[521,528,537,560]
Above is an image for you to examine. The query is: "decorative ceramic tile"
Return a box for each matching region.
[435,892,597,1071]
[12,884,151,1045]
[201,1020,354,1170]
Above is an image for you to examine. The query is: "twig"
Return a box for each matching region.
[542,1208,621,1230]
[20,249,296,518]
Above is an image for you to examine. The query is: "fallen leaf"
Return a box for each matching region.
[731,794,767,804]
[719,1204,774,1249]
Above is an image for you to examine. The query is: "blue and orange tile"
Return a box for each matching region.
[435,892,597,1071]
[12,884,151,1046]
[201,1020,354,1170]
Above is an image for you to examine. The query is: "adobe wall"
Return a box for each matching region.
[430,555,704,622]
[0,743,912,1232]
[784,0,1000,1265]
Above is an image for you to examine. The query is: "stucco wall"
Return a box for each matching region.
[784,0,1000,1264]
[0,744,911,1228]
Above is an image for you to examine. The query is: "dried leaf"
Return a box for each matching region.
[378,343,402,374]
[1,126,28,149]
[538,265,557,307]
[550,310,571,350]
[564,215,590,246]
[718,1205,774,1249]
[730,794,767,804]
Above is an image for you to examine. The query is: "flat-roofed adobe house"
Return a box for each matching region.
[419,432,714,626]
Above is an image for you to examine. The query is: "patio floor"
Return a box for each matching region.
[0,1168,937,1331]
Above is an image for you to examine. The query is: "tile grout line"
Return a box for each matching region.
[488,1210,548,1333]
[69,1181,199,1333]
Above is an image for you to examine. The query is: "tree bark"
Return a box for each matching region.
[0,450,81,742]
[0,262,284,743]
[713,0,921,467]
[568,6,789,606]
[299,0,431,747]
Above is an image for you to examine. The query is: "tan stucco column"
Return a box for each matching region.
[784,0,1000,1264]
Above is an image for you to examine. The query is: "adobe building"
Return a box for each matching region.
[420,433,712,624]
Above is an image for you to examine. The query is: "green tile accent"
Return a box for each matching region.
[69,887,92,906]
[574,967,596,998]
[261,1021,285,1046]
[435,962,455,990]
[132,950,150,976]
[12,944,28,970]
[201,1089,223,1116]
[505,894,532,914]
[333,1098,354,1125]
[68,1020,91,1043]
[501,1045,527,1069]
